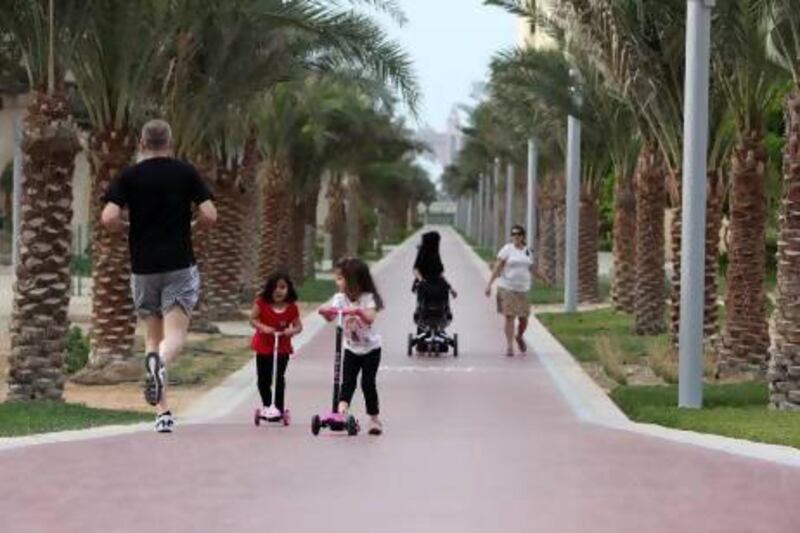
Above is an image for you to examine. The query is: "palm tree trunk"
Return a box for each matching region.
[289,192,306,283]
[188,159,219,334]
[669,191,682,344]
[190,220,219,333]
[239,137,260,303]
[704,169,723,341]
[205,168,244,321]
[258,158,292,282]
[578,194,599,303]
[555,201,566,286]
[303,180,320,281]
[74,129,139,385]
[326,173,347,263]
[7,92,80,400]
[612,172,636,313]
[770,89,800,409]
[537,198,558,286]
[718,129,770,377]
[345,174,360,256]
[634,143,667,335]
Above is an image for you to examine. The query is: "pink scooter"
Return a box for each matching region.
[253,331,291,427]
[311,307,359,436]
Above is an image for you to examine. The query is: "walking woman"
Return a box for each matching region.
[485,224,534,357]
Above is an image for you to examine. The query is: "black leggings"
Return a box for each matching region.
[256,354,290,411]
[339,348,381,416]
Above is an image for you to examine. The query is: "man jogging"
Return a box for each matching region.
[101,119,217,433]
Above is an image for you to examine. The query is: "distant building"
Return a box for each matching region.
[416,106,465,170]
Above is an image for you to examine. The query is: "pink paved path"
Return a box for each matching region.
[2,228,800,533]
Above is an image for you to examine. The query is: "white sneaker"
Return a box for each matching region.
[264,405,282,420]
[367,417,383,436]
[155,411,174,433]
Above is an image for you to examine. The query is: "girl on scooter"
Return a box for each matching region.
[250,272,303,421]
[319,257,385,435]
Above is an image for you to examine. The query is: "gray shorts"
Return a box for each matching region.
[131,266,201,318]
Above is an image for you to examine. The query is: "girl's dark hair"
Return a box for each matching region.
[336,257,384,310]
[413,231,444,280]
[259,271,298,304]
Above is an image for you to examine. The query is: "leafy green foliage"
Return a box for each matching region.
[64,327,90,374]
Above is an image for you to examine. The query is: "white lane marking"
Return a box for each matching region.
[382,366,475,373]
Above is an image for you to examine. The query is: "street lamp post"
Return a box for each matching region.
[505,162,514,237]
[467,194,474,240]
[527,138,538,253]
[679,0,714,409]
[478,174,485,246]
[565,72,582,313]
[493,157,501,253]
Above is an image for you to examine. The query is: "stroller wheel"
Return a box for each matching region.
[407,333,413,357]
[453,333,459,357]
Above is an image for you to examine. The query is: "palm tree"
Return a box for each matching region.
[760,1,800,406]
[490,45,619,302]
[205,127,253,320]
[714,2,784,377]
[2,0,84,399]
[610,139,640,313]
[161,0,419,314]
[67,0,177,382]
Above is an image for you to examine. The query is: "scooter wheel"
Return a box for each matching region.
[453,333,459,358]
[407,333,413,357]
[311,414,321,436]
[254,408,261,427]
[346,415,359,436]
[283,409,291,426]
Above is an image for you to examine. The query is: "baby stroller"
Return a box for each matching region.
[407,277,458,357]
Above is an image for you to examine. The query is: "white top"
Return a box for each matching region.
[497,243,533,292]
[330,292,382,354]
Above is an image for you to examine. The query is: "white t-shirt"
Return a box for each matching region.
[497,243,533,292]
[330,292,382,354]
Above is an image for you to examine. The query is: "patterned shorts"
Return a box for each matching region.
[496,287,530,318]
[131,266,200,318]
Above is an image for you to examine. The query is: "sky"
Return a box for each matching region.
[378,1,517,132]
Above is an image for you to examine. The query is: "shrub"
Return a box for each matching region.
[64,326,90,374]
[649,343,679,384]
[596,335,628,385]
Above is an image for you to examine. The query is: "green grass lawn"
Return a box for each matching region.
[530,284,563,305]
[0,401,151,438]
[362,247,384,263]
[297,277,337,303]
[537,308,668,362]
[529,278,612,305]
[168,338,252,386]
[611,383,800,449]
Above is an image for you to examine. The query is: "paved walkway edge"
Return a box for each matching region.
[454,230,800,468]
[0,229,424,452]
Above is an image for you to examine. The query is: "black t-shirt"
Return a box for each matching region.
[104,157,213,274]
